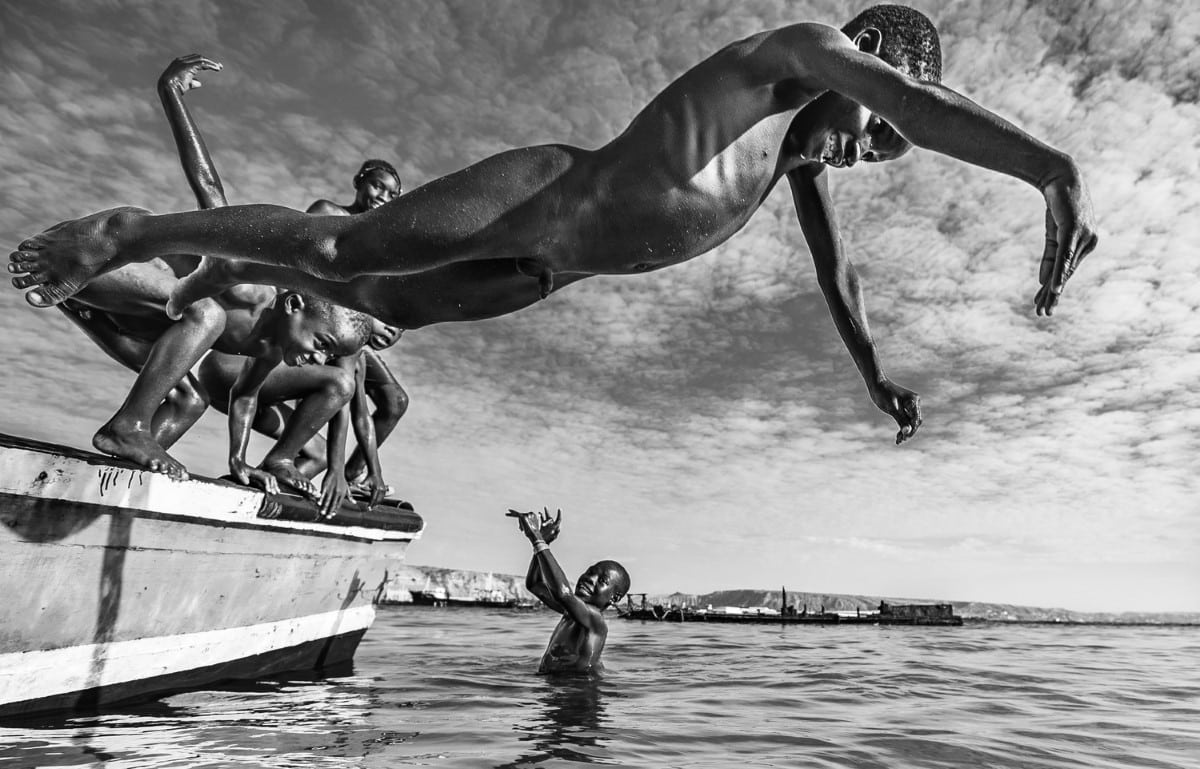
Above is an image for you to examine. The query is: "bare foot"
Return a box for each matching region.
[9,206,150,308]
[94,420,189,480]
[261,459,318,498]
[166,256,240,320]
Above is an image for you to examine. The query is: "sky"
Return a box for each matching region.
[0,0,1197,613]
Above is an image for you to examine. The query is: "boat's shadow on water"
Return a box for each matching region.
[497,677,618,767]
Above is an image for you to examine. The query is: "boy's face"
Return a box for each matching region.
[276,302,362,366]
[798,91,912,169]
[368,318,402,351]
[575,563,625,608]
[355,169,400,210]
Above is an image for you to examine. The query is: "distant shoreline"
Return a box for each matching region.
[399,564,1200,625]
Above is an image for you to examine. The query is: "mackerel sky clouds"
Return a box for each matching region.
[1,0,1197,611]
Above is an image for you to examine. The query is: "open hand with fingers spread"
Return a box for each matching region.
[506,506,562,545]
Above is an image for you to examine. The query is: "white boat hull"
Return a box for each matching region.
[0,434,423,718]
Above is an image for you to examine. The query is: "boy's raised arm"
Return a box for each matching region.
[787,162,921,444]
[790,24,1099,316]
[157,54,228,211]
[509,509,601,631]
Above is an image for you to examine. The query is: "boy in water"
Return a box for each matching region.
[508,508,630,675]
[11,6,1100,444]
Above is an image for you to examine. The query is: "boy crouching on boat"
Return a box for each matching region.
[507,508,629,675]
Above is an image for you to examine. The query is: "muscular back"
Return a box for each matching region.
[573,25,825,271]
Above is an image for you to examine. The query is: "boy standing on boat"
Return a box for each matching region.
[508,508,630,675]
[49,55,394,513]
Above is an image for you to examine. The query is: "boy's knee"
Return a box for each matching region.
[323,369,357,403]
[179,297,226,332]
[376,385,409,422]
[168,383,210,420]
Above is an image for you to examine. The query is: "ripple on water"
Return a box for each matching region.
[1,610,1198,769]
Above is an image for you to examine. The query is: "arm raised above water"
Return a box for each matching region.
[776,23,1098,315]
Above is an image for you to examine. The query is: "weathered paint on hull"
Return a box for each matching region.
[0,434,423,718]
[1,613,369,718]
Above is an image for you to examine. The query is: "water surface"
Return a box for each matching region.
[2,606,1197,768]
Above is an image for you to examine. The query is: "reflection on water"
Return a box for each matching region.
[0,675,412,768]
[500,678,611,767]
[2,607,1198,769]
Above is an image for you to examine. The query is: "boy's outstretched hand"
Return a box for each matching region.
[158,53,222,95]
[1036,167,1099,317]
[870,379,922,445]
[507,507,562,544]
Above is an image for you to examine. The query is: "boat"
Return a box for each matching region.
[409,589,519,608]
[408,572,521,608]
[618,593,963,626]
[0,433,423,719]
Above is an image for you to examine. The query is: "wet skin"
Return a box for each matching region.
[219,291,372,504]
[307,167,401,216]
[510,508,629,675]
[10,23,1099,443]
[37,55,390,491]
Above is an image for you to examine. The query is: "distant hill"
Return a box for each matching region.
[389,566,1199,624]
[646,589,1200,625]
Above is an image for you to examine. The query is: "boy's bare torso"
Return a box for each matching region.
[373,29,815,280]
[540,610,608,674]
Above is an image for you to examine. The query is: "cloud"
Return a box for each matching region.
[0,0,1196,611]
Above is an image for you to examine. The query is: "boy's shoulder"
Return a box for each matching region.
[306,199,346,216]
[752,21,848,52]
[219,283,277,309]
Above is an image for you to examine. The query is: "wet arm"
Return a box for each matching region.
[156,55,228,210]
[348,355,385,488]
[788,164,921,443]
[788,165,884,391]
[318,357,356,516]
[526,555,565,613]
[529,547,600,631]
[227,357,276,479]
[795,25,1076,185]
[790,23,1097,314]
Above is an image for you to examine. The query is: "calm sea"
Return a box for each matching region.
[2,606,1197,768]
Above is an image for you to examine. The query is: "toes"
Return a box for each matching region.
[25,282,73,308]
[11,272,48,289]
[8,252,39,273]
[17,239,44,251]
